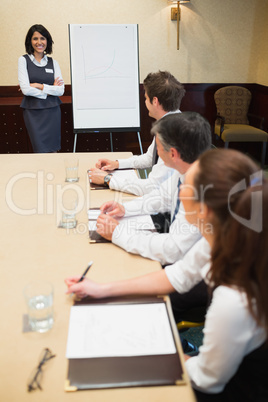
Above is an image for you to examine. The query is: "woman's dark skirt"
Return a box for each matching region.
[23,106,61,153]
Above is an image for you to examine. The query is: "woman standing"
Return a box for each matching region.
[18,24,64,153]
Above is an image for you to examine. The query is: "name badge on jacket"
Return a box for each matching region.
[45,68,53,73]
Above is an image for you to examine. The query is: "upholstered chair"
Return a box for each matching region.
[214,86,267,167]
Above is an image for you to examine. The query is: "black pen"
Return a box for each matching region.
[77,261,93,282]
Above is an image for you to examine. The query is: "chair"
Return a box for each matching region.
[177,320,204,355]
[214,86,268,167]
[176,306,205,354]
[177,320,204,331]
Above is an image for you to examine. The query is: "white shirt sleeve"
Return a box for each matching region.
[112,208,201,265]
[43,59,64,96]
[109,159,174,196]
[117,138,156,169]
[186,286,267,393]
[165,237,211,293]
[122,172,177,216]
[111,171,201,265]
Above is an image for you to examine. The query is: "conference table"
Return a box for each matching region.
[0,152,196,402]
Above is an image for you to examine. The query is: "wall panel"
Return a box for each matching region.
[1,83,267,164]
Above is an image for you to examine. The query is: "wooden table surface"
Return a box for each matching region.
[0,152,196,402]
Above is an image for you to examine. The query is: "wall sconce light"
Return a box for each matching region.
[168,0,190,50]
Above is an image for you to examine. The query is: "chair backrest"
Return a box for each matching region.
[214,86,252,124]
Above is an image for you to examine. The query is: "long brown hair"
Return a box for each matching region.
[222,181,268,333]
[194,149,268,333]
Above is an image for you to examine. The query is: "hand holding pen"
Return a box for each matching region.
[65,261,94,298]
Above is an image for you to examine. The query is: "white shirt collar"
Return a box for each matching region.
[179,173,185,184]
[28,53,48,66]
[163,109,181,117]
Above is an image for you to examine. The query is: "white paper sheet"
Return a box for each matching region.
[66,303,176,359]
[88,210,155,232]
[88,209,101,220]
[88,221,98,231]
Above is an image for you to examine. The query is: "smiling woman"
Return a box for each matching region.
[18,24,65,153]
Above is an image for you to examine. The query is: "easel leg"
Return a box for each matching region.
[73,133,77,153]
[110,132,113,152]
[137,131,147,178]
[137,132,143,155]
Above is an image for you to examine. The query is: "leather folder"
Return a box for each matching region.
[90,182,109,190]
[65,296,185,391]
[89,230,110,244]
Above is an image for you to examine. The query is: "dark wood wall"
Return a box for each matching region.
[1,83,268,163]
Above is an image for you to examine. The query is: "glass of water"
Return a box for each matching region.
[65,158,79,182]
[24,281,54,333]
[61,190,78,229]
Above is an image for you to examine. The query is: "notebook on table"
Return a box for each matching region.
[65,296,185,391]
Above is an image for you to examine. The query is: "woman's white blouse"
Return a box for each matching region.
[186,285,266,393]
[165,238,266,393]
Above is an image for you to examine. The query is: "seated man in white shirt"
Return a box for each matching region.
[88,71,185,196]
[96,112,211,266]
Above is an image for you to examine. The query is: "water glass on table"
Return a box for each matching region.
[24,281,54,333]
[61,190,78,229]
[65,158,79,182]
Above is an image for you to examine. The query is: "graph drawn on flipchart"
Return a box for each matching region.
[72,25,136,110]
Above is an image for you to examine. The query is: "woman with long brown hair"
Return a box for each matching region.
[178,149,268,400]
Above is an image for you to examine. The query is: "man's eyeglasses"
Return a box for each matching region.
[27,348,56,392]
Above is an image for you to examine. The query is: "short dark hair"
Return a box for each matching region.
[25,24,54,55]
[151,112,211,163]
[143,71,185,112]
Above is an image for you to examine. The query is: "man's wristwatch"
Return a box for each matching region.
[104,174,113,187]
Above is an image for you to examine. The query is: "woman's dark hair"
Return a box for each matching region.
[25,24,54,55]
[195,148,267,333]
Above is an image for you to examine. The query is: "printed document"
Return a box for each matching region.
[66,303,176,358]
